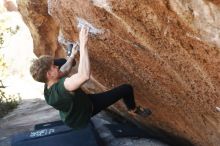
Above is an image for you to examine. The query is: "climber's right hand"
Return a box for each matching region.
[79,26,89,47]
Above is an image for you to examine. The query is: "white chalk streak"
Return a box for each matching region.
[91,0,112,12]
[77,17,104,35]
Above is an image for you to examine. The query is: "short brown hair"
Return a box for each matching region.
[30,55,53,83]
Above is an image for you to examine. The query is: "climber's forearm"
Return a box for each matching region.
[78,43,90,79]
[63,26,90,91]
[60,57,76,75]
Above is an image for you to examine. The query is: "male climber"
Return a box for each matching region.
[30,26,151,129]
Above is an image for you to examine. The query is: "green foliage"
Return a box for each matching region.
[0,16,20,118]
[0,81,21,118]
[0,17,20,48]
[0,58,21,118]
[0,54,8,77]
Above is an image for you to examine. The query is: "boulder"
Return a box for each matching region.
[17,0,220,146]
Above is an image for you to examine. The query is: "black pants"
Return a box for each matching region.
[88,84,136,116]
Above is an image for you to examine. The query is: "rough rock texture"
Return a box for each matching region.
[17,0,64,57]
[17,0,220,146]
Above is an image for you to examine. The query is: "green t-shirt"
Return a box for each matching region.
[44,77,93,129]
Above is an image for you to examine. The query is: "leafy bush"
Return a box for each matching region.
[0,15,20,118]
[0,57,21,118]
[0,81,21,118]
[0,51,21,118]
[0,20,19,48]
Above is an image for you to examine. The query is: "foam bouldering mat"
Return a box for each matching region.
[11,121,101,146]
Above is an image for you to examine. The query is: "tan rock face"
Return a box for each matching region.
[17,0,64,57]
[18,0,220,146]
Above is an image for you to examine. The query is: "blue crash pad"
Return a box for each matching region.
[11,121,101,146]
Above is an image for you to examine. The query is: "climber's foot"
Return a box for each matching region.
[128,106,152,118]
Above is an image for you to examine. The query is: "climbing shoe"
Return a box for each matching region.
[129,106,152,118]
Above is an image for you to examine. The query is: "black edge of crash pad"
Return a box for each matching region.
[34,120,64,130]
[11,121,101,146]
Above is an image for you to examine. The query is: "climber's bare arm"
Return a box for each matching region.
[59,45,78,77]
[64,26,90,91]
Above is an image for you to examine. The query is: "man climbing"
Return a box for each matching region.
[30,26,151,129]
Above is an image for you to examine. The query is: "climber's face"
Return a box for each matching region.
[47,64,60,80]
